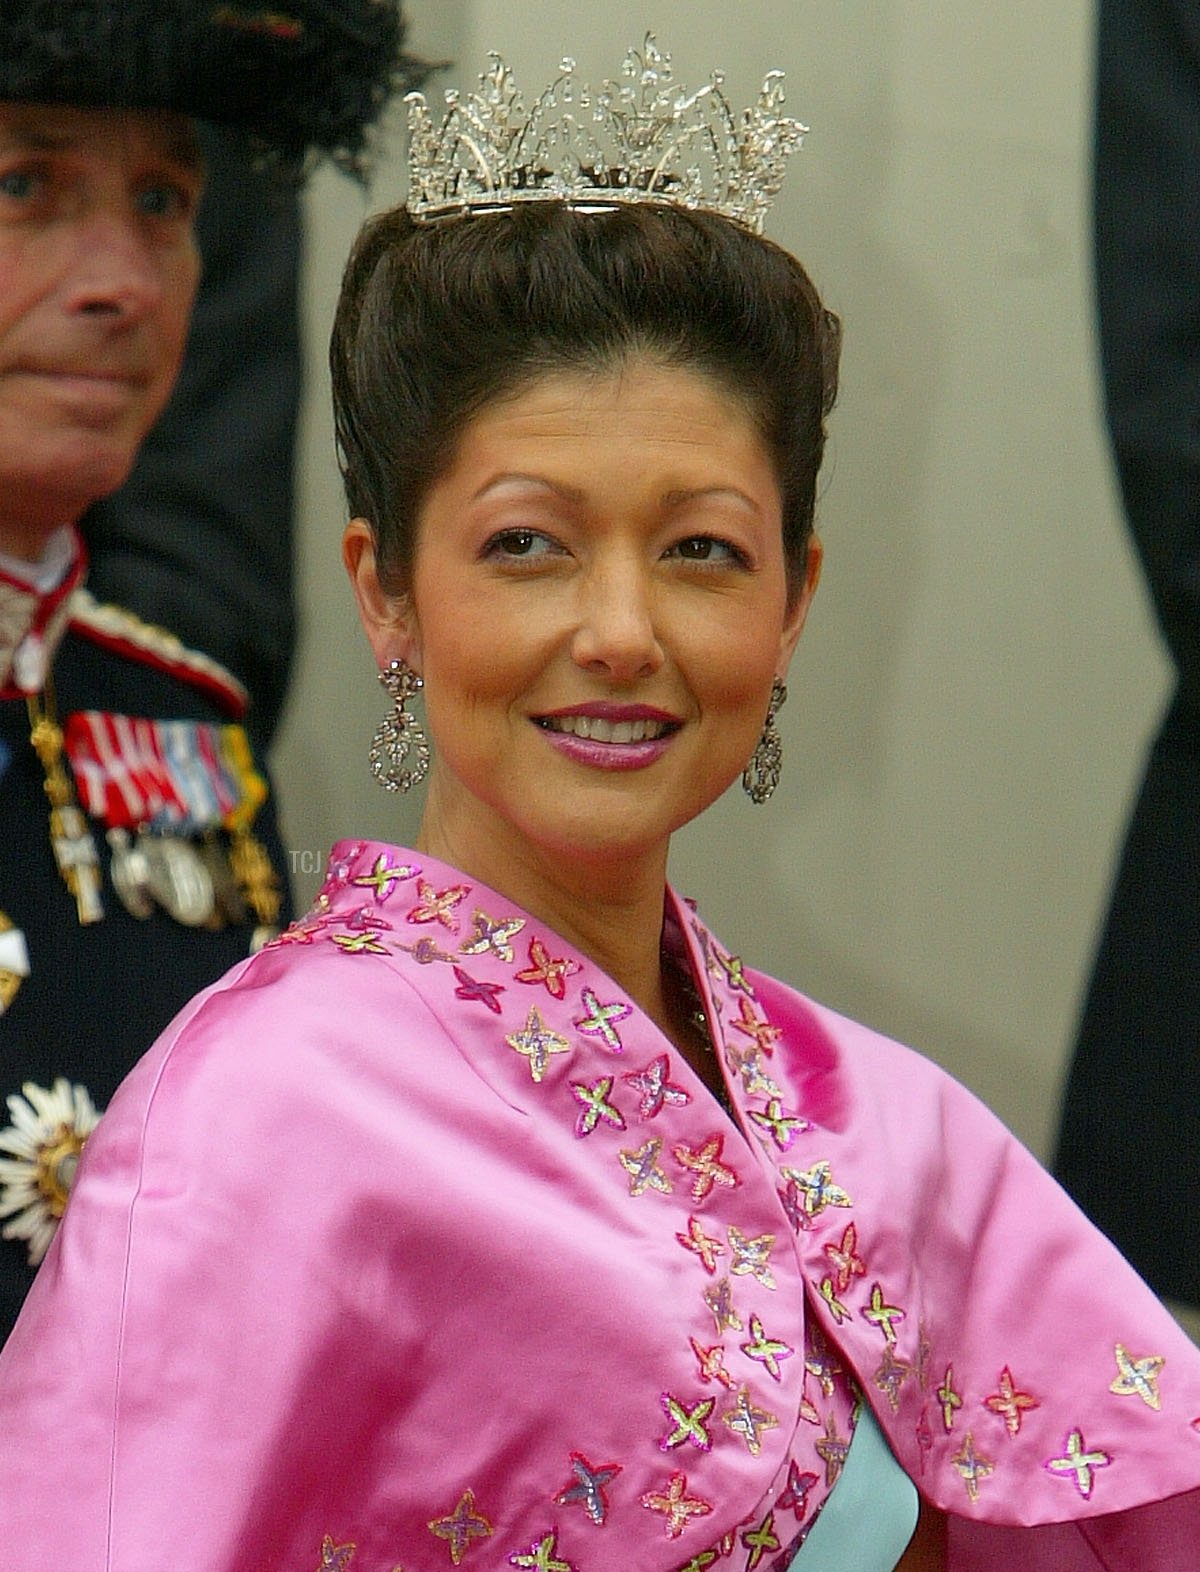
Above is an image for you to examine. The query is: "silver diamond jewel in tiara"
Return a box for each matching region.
[404,34,807,235]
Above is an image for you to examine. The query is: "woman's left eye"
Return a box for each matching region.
[666,536,749,567]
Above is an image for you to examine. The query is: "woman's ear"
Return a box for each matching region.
[776,532,823,678]
[343,519,421,671]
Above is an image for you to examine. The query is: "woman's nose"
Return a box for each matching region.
[569,559,665,681]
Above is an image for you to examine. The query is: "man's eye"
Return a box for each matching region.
[0,169,40,201]
[135,182,195,220]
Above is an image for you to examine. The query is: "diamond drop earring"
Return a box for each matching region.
[742,678,787,804]
[369,659,431,793]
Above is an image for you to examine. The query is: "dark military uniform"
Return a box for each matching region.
[0,572,291,1333]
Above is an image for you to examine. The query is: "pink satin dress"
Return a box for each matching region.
[2,840,1198,1569]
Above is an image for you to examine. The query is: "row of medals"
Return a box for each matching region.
[106,824,277,938]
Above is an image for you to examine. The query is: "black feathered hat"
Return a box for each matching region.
[0,1,428,177]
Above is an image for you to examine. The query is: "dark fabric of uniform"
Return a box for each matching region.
[0,623,293,1335]
[83,125,302,751]
[1054,0,1200,1305]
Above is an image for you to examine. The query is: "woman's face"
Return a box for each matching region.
[347,359,820,877]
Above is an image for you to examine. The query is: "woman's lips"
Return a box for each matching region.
[533,707,681,769]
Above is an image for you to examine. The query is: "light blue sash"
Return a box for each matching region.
[789,1402,919,1570]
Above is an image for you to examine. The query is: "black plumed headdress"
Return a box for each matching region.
[0,1,429,178]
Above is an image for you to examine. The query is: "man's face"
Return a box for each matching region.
[0,103,203,559]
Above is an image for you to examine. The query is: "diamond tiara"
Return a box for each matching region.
[404,35,807,235]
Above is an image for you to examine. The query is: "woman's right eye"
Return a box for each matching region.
[483,528,559,560]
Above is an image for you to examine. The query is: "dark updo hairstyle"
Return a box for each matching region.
[331,201,840,598]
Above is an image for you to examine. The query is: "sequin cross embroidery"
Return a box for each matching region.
[317,1539,356,1572]
[428,1489,493,1564]
[1110,1344,1165,1410]
[984,1367,1039,1435]
[1044,1430,1112,1498]
[570,1076,626,1138]
[554,1451,622,1526]
[515,936,579,998]
[507,1530,574,1570]
[623,1054,690,1119]
[640,1471,714,1539]
[574,987,632,1051]
[659,1391,716,1452]
[672,1133,739,1204]
[352,853,418,901]
[506,1007,572,1082]
[408,880,470,931]
[459,909,526,962]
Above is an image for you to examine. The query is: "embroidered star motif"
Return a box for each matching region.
[938,1366,963,1431]
[740,1314,793,1381]
[815,1276,851,1323]
[672,1133,739,1204]
[640,1470,713,1539]
[1045,1429,1112,1498]
[984,1366,1039,1435]
[952,1433,995,1503]
[736,1047,782,1099]
[778,1460,819,1516]
[331,930,389,955]
[741,1511,781,1570]
[722,1384,779,1455]
[874,1346,912,1412]
[396,936,456,964]
[554,1452,622,1526]
[570,1076,626,1137]
[674,1554,717,1572]
[703,1275,743,1334]
[408,880,470,931]
[689,1336,736,1389]
[861,1282,906,1345]
[677,1216,724,1273]
[730,995,783,1054]
[726,1226,776,1288]
[1110,1343,1166,1410]
[506,1006,572,1082]
[804,1326,844,1397]
[778,1161,851,1218]
[747,1098,810,1151]
[618,1137,673,1197]
[514,936,578,998]
[459,909,525,962]
[777,1175,810,1232]
[428,1489,493,1564]
[507,1530,573,1571]
[317,1539,356,1572]
[352,853,417,900]
[574,987,632,1051]
[824,1222,866,1292]
[659,1391,716,1452]
[623,1054,691,1118]
[715,948,755,995]
[814,1412,850,1485]
[452,966,505,1014]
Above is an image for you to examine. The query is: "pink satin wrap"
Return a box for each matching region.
[2,840,1198,1569]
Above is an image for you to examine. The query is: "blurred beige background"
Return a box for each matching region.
[274,0,1168,1160]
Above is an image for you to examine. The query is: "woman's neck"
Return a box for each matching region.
[415,803,672,1027]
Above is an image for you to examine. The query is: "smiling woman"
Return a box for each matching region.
[3,38,1200,1572]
